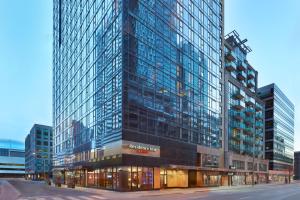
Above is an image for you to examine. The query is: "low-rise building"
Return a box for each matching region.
[25,124,53,180]
[258,84,294,183]
[0,139,25,177]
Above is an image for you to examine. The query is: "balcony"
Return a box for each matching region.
[255,131,263,138]
[255,113,263,119]
[225,51,236,61]
[244,126,254,135]
[245,107,255,116]
[243,136,254,144]
[255,140,263,146]
[230,110,245,121]
[255,121,264,128]
[248,69,256,79]
[244,116,254,125]
[237,71,247,81]
[232,122,245,130]
[237,61,247,71]
[245,98,255,106]
[225,61,237,72]
[231,133,244,141]
[232,90,245,100]
[255,103,263,111]
[241,145,253,155]
[232,101,245,110]
[247,79,255,88]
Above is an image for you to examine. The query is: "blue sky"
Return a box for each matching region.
[225,0,300,151]
[0,0,299,150]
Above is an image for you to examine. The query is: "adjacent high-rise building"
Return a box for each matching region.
[258,83,294,182]
[224,30,268,185]
[0,139,25,177]
[53,0,225,190]
[25,124,53,180]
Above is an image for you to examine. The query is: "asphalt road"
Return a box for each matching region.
[3,178,300,200]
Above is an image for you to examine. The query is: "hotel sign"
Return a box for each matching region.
[128,144,159,153]
[124,141,160,158]
[102,140,160,158]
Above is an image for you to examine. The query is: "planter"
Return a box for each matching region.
[55,183,61,187]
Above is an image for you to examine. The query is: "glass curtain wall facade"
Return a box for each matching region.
[258,84,294,171]
[53,0,224,191]
[224,30,268,185]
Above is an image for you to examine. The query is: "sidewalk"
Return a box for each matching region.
[47,182,298,199]
[0,180,20,200]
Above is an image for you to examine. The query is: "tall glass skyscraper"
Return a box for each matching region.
[53,0,224,190]
[258,84,294,175]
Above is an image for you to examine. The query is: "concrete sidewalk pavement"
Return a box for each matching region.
[49,182,298,199]
[0,180,20,200]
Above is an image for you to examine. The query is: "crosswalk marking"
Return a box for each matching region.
[51,197,65,200]
[17,195,108,200]
[64,196,80,200]
[90,195,107,200]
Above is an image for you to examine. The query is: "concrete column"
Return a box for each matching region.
[84,169,88,187]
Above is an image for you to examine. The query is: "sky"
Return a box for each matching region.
[0,0,299,150]
[224,0,300,151]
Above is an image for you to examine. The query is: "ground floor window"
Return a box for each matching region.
[72,166,154,191]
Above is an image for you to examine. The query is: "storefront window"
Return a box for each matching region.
[87,171,95,186]
[106,168,113,189]
[69,166,154,191]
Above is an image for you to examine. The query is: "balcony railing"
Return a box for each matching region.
[255,103,263,111]
[244,127,254,135]
[237,61,247,71]
[255,140,263,146]
[247,79,255,88]
[244,116,254,125]
[255,121,264,128]
[248,70,255,79]
[237,71,247,81]
[225,61,237,71]
[232,101,245,110]
[231,133,244,141]
[231,110,245,121]
[232,122,245,130]
[243,136,254,144]
[245,98,255,106]
[245,107,255,115]
[225,51,236,61]
[232,90,245,100]
[255,113,263,119]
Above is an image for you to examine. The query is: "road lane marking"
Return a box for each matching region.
[239,197,250,199]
